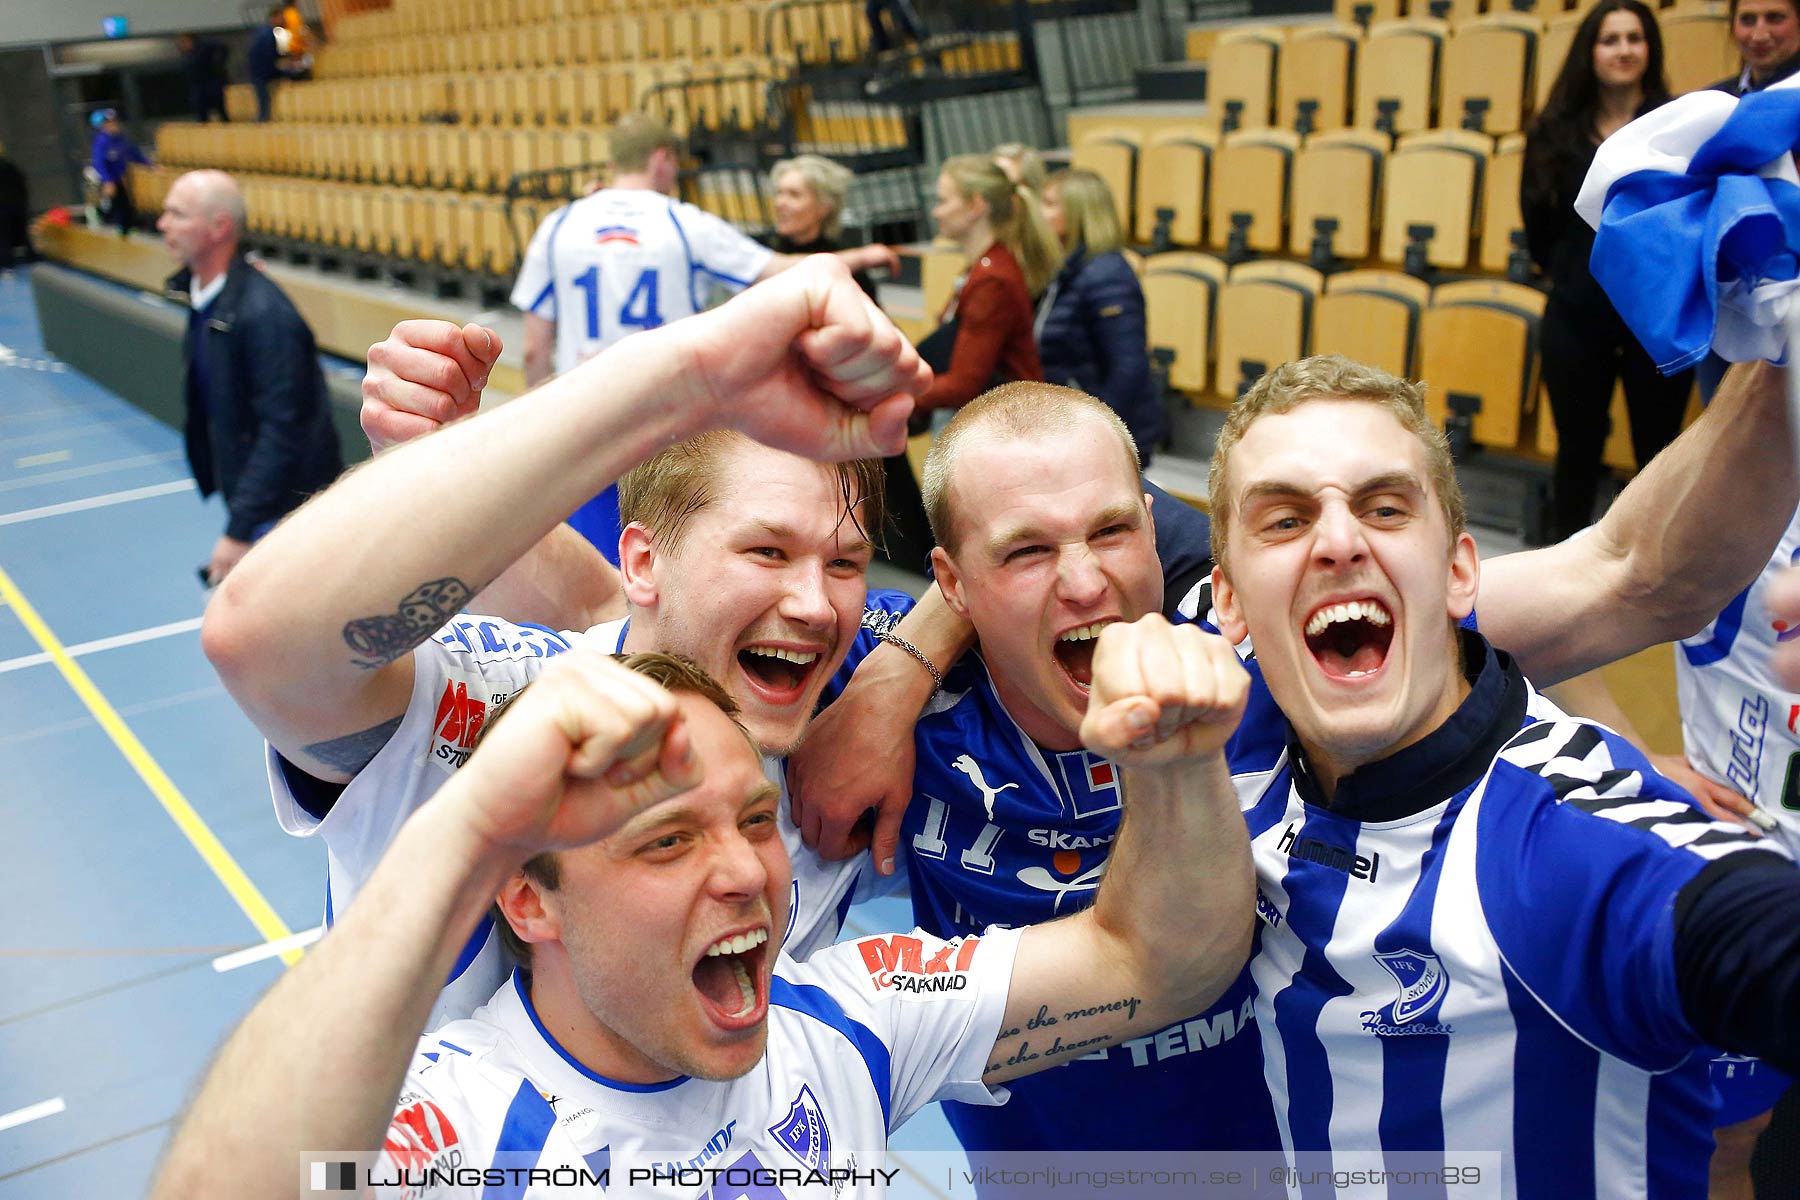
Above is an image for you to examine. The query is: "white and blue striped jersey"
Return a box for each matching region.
[269,598,906,1030]
[509,188,774,375]
[1241,633,1782,1199]
[375,928,1018,1199]
[1675,507,1800,857]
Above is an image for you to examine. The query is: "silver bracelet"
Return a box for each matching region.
[875,628,943,697]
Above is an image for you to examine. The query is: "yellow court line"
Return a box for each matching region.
[0,562,301,966]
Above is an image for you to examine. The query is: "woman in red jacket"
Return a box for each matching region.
[881,155,1062,566]
[916,154,1061,414]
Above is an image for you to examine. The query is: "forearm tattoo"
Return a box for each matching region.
[342,578,471,668]
[987,994,1146,1075]
[302,715,404,775]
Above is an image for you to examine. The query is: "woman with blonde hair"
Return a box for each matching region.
[766,154,876,297]
[875,155,1060,567]
[1035,168,1160,460]
[913,154,1060,415]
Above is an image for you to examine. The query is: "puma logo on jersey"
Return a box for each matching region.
[951,754,1019,820]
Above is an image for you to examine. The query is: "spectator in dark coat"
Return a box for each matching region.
[0,142,28,269]
[179,33,230,123]
[157,169,341,584]
[1522,0,1685,543]
[248,7,284,122]
[1036,168,1163,463]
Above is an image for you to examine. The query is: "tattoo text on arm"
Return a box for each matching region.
[302,715,405,775]
[987,994,1145,1074]
[342,578,471,668]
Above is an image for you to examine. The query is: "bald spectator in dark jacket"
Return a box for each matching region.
[158,170,340,583]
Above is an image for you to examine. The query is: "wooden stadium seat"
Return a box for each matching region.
[1662,5,1736,94]
[1136,125,1217,246]
[1072,128,1141,235]
[532,21,566,69]
[643,11,674,60]
[694,7,724,57]
[1143,251,1227,395]
[1289,129,1386,261]
[725,5,759,57]
[1380,130,1488,269]
[1334,0,1402,29]
[1278,23,1358,134]
[524,73,556,126]
[1480,133,1527,274]
[1537,11,1583,110]
[1420,280,1547,450]
[1209,26,1283,131]
[1312,270,1431,379]
[1214,260,1323,403]
[1209,129,1299,256]
[1356,19,1447,135]
[1440,15,1538,135]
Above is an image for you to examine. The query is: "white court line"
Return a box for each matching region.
[0,1098,66,1134]
[213,926,323,973]
[15,451,72,469]
[0,451,184,494]
[0,617,206,676]
[0,479,195,526]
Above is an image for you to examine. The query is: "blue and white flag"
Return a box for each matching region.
[1577,72,1800,372]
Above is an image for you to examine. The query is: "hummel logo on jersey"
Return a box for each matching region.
[1360,949,1455,1036]
[1276,823,1380,882]
[770,1086,832,1174]
[857,933,980,992]
[951,754,1018,820]
[431,680,487,769]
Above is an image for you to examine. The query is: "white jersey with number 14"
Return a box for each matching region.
[509,188,774,375]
